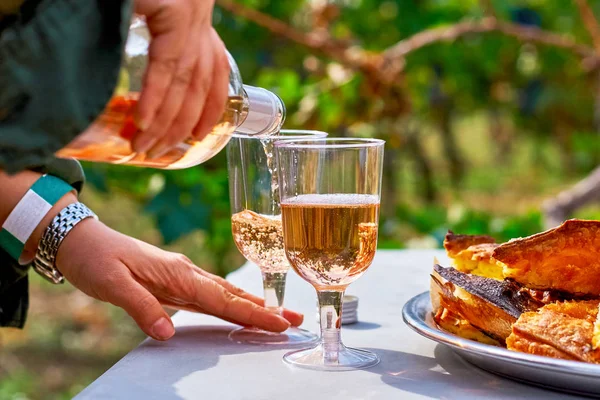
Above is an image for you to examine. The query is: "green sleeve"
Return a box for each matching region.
[0,0,132,327]
[0,0,132,173]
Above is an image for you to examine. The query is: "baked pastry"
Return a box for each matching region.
[431,264,542,342]
[507,301,600,363]
[494,219,600,296]
[430,220,600,362]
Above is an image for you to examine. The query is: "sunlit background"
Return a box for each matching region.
[2,0,600,398]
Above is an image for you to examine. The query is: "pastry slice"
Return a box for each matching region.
[430,265,540,341]
[494,219,600,296]
[507,301,600,363]
[444,231,502,279]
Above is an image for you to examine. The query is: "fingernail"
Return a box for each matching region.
[147,146,166,160]
[137,118,150,132]
[151,317,175,340]
[133,136,156,154]
[134,112,150,132]
[277,316,291,330]
[293,314,304,326]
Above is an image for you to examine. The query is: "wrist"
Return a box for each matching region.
[54,215,104,278]
[20,192,78,265]
[33,202,97,283]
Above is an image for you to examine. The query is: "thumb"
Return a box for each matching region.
[109,277,175,341]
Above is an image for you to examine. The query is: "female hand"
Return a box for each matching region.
[132,0,230,159]
[55,218,303,341]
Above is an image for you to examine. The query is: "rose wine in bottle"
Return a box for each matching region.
[56,17,285,169]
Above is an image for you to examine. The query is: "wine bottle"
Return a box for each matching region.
[56,17,285,169]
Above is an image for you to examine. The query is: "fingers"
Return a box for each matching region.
[145,31,213,158]
[140,0,207,158]
[195,269,304,327]
[52,219,175,341]
[159,300,251,328]
[281,309,304,327]
[133,1,191,148]
[196,269,264,304]
[192,28,230,141]
[132,0,229,158]
[106,273,175,341]
[189,274,291,332]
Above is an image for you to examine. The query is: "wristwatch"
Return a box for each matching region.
[33,202,97,284]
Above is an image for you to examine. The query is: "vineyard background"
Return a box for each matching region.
[2,0,600,398]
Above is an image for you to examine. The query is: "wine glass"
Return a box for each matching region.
[226,130,325,345]
[275,138,384,370]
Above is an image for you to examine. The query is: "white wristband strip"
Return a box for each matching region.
[0,175,74,261]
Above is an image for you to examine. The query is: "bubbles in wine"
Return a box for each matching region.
[281,194,380,290]
[231,209,290,274]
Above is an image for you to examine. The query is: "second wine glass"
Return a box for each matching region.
[226,130,325,345]
[276,137,384,370]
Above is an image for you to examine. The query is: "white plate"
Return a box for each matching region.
[402,291,600,398]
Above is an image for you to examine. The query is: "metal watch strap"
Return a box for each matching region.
[33,202,97,284]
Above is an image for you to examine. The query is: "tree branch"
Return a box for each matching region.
[383,17,597,62]
[216,0,374,72]
[217,1,599,78]
[573,0,600,54]
[478,0,498,19]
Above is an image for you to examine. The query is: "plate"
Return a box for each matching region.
[402,291,600,398]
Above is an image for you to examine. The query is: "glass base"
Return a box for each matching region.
[228,326,318,345]
[283,343,380,371]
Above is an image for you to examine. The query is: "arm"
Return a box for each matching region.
[0,171,303,340]
[55,218,303,341]
[0,0,302,339]
[0,162,83,329]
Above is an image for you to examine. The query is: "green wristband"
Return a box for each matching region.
[0,175,74,260]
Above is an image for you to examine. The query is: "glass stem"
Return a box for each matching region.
[317,290,344,364]
[262,272,287,316]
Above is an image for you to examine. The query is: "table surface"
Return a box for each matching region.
[75,250,585,400]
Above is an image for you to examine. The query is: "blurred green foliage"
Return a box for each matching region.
[79,0,600,277]
[4,1,600,399]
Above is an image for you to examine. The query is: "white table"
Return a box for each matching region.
[76,250,584,399]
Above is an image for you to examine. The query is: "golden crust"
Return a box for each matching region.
[434,307,500,346]
[444,231,496,258]
[493,219,600,296]
[543,300,599,324]
[507,305,600,363]
[462,243,499,261]
[506,332,576,361]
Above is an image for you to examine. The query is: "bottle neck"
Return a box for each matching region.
[236,86,286,137]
